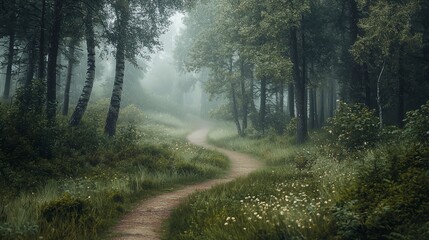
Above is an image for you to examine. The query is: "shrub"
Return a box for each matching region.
[285,117,297,137]
[403,100,429,145]
[324,101,379,151]
[333,143,429,239]
[118,104,145,125]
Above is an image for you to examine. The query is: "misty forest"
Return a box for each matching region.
[1,0,428,239]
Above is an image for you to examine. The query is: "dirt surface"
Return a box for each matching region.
[111,127,263,240]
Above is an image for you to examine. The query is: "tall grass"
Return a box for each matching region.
[166,124,360,239]
[0,109,229,240]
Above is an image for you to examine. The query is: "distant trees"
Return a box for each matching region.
[175,0,429,143]
[0,0,191,136]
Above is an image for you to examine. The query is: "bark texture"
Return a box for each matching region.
[63,38,78,116]
[291,28,307,144]
[105,1,129,136]
[69,11,96,125]
[3,31,15,100]
[46,0,64,122]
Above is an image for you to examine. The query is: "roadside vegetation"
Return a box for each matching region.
[166,101,429,240]
[0,99,229,240]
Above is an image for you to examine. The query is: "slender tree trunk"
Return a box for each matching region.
[320,87,325,125]
[63,38,78,116]
[377,61,386,129]
[291,27,307,144]
[364,64,371,108]
[309,87,315,129]
[397,50,405,128]
[56,51,62,103]
[240,59,248,130]
[260,77,267,134]
[20,38,37,110]
[279,80,284,114]
[231,82,243,136]
[3,31,15,100]
[46,0,64,122]
[38,0,46,80]
[329,79,335,118]
[25,38,37,89]
[105,1,129,136]
[105,41,125,136]
[240,77,248,131]
[69,11,96,125]
[288,83,295,118]
[349,0,362,103]
[313,87,318,128]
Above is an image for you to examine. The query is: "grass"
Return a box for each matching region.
[165,123,360,239]
[0,106,229,240]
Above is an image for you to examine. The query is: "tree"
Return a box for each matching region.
[69,3,97,125]
[352,0,422,127]
[46,0,65,122]
[104,0,187,136]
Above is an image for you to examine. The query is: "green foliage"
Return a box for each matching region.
[118,104,145,125]
[166,169,334,240]
[352,0,422,64]
[324,101,379,152]
[403,100,429,145]
[1,100,230,240]
[332,143,429,239]
[285,117,297,137]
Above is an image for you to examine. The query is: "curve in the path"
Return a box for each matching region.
[112,127,262,240]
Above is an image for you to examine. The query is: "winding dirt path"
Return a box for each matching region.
[111,127,263,240]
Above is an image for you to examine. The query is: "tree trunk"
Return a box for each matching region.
[56,51,62,103]
[105,2,129,136]
[25,38,37,89]
[328,79,335,118]
[313,87,318,128]
[349,0,362,103]
[279,81,284,113]
[105,41,125,136]
[309,88,315,129]
[46,0,64,122]
[377,61,386,129]
[364,64,371,108]
[20,38,37,110]
[291,27,307,144]
[3,31,15,100]
[63,38,78,116]
[288,83,295,118]
[319,87,325,125]
[38,0,46,80]
[231,82,243,136]
[397,50,405,128]
[240,64,248,130]
[260,77,267,134]
[69,11,96,125]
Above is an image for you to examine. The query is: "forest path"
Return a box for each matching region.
[111,127,263,240]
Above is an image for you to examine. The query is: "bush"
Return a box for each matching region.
[332,143,429,239]
[118,104,145,125]
[285,117,297,137]
[324,102,379,151]
[403,100,429,145]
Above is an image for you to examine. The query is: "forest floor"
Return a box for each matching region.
[111,126,263,240]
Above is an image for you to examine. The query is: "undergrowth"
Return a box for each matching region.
[0,99,228,240]
[166,101,429,240]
